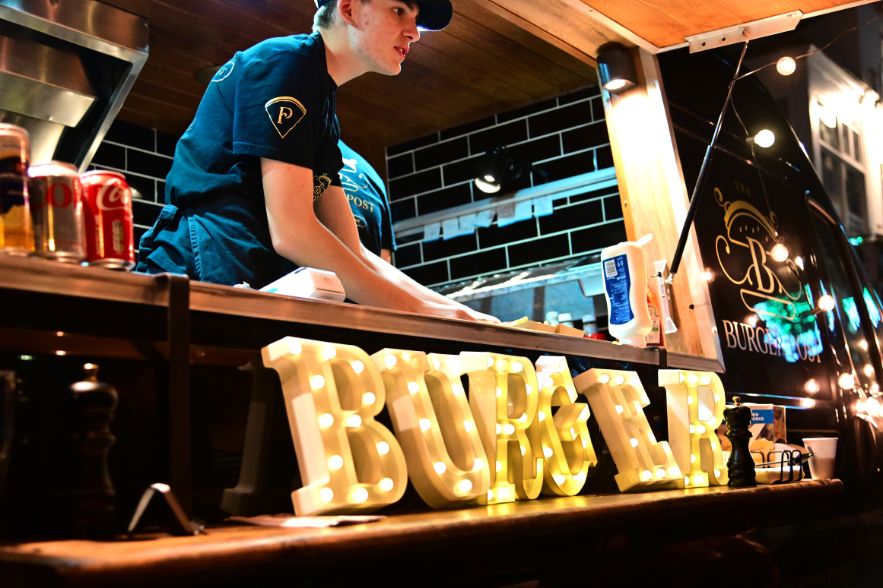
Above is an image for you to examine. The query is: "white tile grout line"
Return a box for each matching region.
[103,140,174,160]
[387,96,596,159]
[388,128,608,188]
[389,144,609,203]
[397,216,623,271]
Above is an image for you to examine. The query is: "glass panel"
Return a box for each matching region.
[863,288,883,382]
[840,123,850,155]
[845,165,867,234]
[851,129,863,164]
[819,116,839,148]
[809,210,877,391]
[820,148,844,216]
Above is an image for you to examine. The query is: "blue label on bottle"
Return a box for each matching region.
[603,254,634,325]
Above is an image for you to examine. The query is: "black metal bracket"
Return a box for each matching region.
[156,273,192,514]
[127,482,204,537]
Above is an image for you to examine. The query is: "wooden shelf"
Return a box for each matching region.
[0,256,720,370]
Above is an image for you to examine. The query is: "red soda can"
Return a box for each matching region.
[28,162,86,263]
[81,170,135,269]
[0,123,34,255]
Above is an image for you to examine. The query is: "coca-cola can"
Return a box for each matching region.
[28,162,86,263]
[81,170,134,270]
[0,123,34,255]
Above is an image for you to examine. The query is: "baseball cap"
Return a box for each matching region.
[314,0,453,31]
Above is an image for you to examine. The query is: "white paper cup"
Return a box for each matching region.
[803,437,838,480]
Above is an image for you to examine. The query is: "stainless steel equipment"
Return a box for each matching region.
[0,0,148,170]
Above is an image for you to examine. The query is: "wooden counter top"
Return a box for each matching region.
[0,255,720,371]
[0,480,842,587]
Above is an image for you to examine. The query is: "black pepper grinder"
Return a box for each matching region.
[68,363,119,537]
[724,396,756,487]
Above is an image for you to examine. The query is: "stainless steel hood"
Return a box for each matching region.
[0,0,148,170]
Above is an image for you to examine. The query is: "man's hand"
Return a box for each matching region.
[413,300,500,324]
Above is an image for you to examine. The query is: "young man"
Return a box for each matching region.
[339,140,395,263]
[136,0,496,323]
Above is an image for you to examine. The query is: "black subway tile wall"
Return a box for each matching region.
[387,85,620,287]
[89,120,181,252]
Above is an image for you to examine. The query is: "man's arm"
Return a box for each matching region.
[359,245,499,323]
[262,158,495,322]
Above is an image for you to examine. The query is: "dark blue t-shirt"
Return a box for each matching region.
[136,33,342,288]
[339,141,395,257]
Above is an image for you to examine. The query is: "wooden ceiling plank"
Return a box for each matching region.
[129,78,202,112]
[119,94,196,135]
[437,14,593,96]
[97,0,151,18]
[137,67,205,102]
[455,0,599,79]
[581,0,876,49]
[146,0,281,54]
[458,0,595,68]
[148,28,237,69]
[490,0,627,57]
[114,0,605,149]
[412,40,555,104]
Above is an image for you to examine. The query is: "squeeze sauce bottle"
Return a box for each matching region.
[601,235,653,347]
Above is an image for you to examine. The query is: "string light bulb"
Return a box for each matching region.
[817,294,836,313]
[775,56,797,76]
[838,372,856,390]
[770,242,789,262]
[753,129,775,148]
[804,378,820,395]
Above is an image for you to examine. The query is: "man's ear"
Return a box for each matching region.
[337,0,357,26]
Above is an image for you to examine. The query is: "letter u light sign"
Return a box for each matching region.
[262,337,728,516]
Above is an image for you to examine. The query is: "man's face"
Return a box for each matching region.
[348,0,421,76]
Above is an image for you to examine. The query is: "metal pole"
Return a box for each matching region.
[669,41,750,278]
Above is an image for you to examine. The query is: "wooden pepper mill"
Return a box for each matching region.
[68,363,119,537]
[724,395,756,487]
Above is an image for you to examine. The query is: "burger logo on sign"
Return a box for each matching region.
[713,186,802,322]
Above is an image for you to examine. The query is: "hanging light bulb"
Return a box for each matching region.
[753,129,775,148]
[775,56,797,76]
[838,372,856,390]
[770,242,789,262]
[474,176,500,194]
[473,147,525,194]
[804,378,820,395]
[817,294,836,312]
